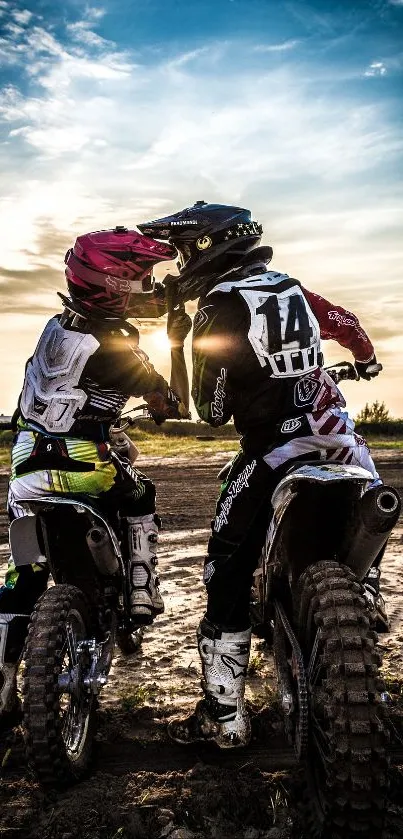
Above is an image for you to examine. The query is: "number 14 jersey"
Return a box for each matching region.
[192,271,374,446]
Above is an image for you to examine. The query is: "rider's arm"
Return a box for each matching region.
[191,296,236,427]
[87,330,181,419]
[302,287,375,362]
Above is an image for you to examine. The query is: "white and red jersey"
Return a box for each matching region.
[192,267,374,452]
[301,287,374,363]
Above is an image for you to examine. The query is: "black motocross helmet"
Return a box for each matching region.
[138,201,269,302]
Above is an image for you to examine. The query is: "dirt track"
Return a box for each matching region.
[0,451,403,839]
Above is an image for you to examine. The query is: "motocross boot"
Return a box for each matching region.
[126,514,164,624]
[363,566,389,633]
[168,618,251,748]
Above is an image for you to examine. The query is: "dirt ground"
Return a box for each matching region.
[0,449,403,839]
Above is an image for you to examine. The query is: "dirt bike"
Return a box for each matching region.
[4,408,150,786]
[244,362,401,838]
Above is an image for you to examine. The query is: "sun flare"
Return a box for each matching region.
[150,329,171,352]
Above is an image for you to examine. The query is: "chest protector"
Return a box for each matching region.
[209,272,321,378]
[20,317,99,433]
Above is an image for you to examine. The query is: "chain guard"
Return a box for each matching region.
[273,600,309,759]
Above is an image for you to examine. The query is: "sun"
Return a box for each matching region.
[150,328,171,352]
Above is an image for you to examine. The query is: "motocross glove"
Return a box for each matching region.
[128,283,167,319]
[144,388,189,425]
[355,355,382,381]
[167,307,192,348]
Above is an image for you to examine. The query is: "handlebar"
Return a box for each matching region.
[113,404,149,431]
[325,361,383,384]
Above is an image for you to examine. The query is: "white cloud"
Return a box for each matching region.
[254,40,299,52]
[84,6,106,21]
[66,20,113,49]
[364,61,387,77]
[12,9,33,25]
[0,14,402,373]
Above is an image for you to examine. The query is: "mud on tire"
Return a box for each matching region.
[22,584,95,787]
[296,560,389,838]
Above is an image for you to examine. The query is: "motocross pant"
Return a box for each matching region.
[204,407,380,632]
[0,431,156,663]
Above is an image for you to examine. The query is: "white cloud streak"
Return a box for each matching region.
[253,39,299,52]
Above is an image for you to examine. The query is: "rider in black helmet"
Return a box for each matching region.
[139,202,384,749]
[139,201,269,305]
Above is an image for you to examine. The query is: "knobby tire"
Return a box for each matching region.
[295,560,389,838]
[22,584,95,787]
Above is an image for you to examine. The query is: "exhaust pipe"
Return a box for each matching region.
[86,527,119,575]
[342,485,401,580]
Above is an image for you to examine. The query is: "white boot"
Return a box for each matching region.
[127,514,164,624]
[169,620,251,748]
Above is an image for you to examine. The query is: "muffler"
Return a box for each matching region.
[342,484,401,580]
[86,527,119,575]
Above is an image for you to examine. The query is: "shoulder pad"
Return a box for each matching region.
[207,271,291,295]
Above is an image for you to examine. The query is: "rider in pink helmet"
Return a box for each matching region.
[0,225,186,726]
[64,225,174,318]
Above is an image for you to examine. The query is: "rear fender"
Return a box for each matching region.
[266,463,373,584]
[271,463,373,517]
[9,515,46,567]
[9,497,121,576]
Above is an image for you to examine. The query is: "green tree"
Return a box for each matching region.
[355,400,390,424]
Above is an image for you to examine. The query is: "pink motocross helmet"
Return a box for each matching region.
[64,226,176,318]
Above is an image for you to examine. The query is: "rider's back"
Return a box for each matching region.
[193,269,343,447]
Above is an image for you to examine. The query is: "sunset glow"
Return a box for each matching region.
[0,0,402,417]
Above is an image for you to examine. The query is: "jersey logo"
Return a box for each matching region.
[193,306,213,332]
[281,418,303,434]
[294,376,321,406]
[211,368,227,420]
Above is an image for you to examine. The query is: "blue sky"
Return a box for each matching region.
[0,0,402,415]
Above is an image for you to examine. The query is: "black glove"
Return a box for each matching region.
[128,285,167,318]
[144,388,189,425]
[355,356,382,381]
[167,307,192,347]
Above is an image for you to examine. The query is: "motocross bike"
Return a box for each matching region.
[245,362,401,838]
[1,408,149,786]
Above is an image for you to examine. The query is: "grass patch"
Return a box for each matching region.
[0,449,10,467]
[131,431,237,458]
[368,439,403,450]
[248,653,265,676]
[118,683,163,710]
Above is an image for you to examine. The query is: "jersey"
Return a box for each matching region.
[192,270,374,449]
[18,312,170,441]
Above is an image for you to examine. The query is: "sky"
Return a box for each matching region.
[0,0,402,418]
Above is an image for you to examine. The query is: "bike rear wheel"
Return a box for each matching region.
[296,560,389,838]
[23,584,95,786]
